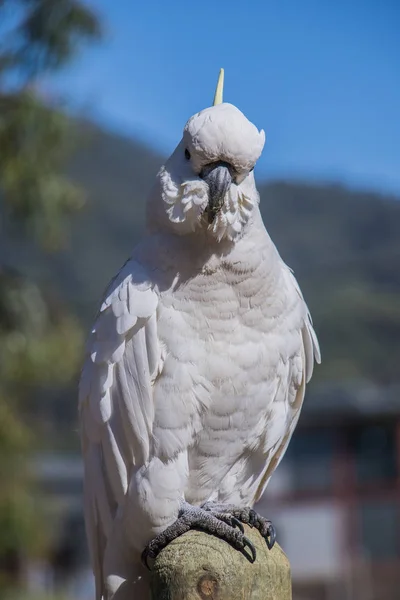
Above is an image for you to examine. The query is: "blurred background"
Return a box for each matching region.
[0,1,399,599]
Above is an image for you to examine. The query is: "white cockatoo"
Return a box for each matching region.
[79,69,320,600]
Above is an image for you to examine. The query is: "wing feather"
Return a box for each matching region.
[253,264,320,502]
[79,258,160,600]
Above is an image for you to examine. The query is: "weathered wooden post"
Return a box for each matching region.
[149,525,292,600]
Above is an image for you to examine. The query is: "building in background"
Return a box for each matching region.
[32,382,400,600]
[260,382,400,600]
[29,456,93,599]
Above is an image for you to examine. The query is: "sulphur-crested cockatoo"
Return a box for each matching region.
[79,69,320,600]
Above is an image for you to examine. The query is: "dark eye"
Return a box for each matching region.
[185,148,191,160]
[249,166,254,172]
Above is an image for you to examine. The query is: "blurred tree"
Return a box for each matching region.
[0,0,101,592]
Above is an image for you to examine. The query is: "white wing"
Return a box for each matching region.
[252,264,321,502]
[288,264,321,382]
[78,258,159,600]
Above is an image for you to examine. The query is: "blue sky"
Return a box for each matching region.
[51,0,399,194]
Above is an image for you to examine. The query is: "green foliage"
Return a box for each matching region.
[0,268,83,389]
[1,0,101,78]
[0,0,101,592]
[0,396,48,592]
[0,93,84,248]
[21,0,101,71]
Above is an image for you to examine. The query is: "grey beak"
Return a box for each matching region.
[200,161,233,223]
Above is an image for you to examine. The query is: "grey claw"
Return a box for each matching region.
[266,524,276,550]
[242,536,257,563]
[248,509,257,527]
[141,549,152,570]
[231,516,244,533]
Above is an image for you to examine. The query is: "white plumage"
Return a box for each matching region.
[79,85,320,600]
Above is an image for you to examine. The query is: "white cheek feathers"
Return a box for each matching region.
[160,166,209,233]
[208,186,257,242]
[160,164,257,242]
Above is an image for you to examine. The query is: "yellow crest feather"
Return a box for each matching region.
[213,68,224,105]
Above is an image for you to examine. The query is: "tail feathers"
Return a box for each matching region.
[103,528,150,600]
[106,564,150,600]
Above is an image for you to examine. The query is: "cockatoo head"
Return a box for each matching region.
[154,69,265,241]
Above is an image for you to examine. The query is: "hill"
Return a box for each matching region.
[65,122,400,386]
[4,119,400,390]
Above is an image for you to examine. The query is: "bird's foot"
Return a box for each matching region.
[202,502,276,551]
[141,501,256,569]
